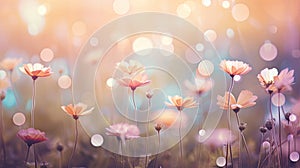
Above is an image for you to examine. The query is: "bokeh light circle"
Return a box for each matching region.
[216,156,226,167]
[197,60,214,77]
[72,21,87,36]
[259,42,277,61]
[106,78,115,88]
[290,152,300,162]
[0,70,7,79]
[58,75,72,89]
[202,0,212,7]
[222,1,231,9]
[262,141,270,150]
[271,93,285,107]
[113,0,130,15]
[199,129,206,136]
[289,114,297,122]
[176,3,192,18]
[204,29,217,42]
[232,3,250,22]
[91,134,104,147]
[132,37,153,55]
[233,75,241,82]
[40,48,54,62]
[12,112,26,126]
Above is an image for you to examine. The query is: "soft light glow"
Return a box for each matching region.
[90,37,99,47]
[185,49,201,64]
[226,28,235,39]
[259,42,278,61]
[196,43,205,51]
[106,78,115,88]
[58,75,72,89]
[290,152,300,162]
[113,0,130,15]
[161,36,173,45]
[91,134,104,147]
[12,112,26,126]
[198,129,206,136]
[271,93,285,107]
[216,157,226,167]
[0,70,7,80]
[233,75,241,81]
[37,4,47,16]
[132,37,153,55]
[287,134,294,141]
[72,21,87,36]
[202,0,212,7]
[197,60,214,77]
[269,25,278,34]
[204,29,217,42]
[262,141,270,150]
[222,1,231,9]
[232,3,250,22]
[40,48,54,62]
[289,114,297,122]
[176,3,192,18]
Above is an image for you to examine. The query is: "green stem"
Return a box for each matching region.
[68,119,78,168]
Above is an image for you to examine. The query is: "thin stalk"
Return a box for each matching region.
[25,145,31,164]
[154,132,160,168]
[257,134,264,168]
[59,151,62,168]
[68,119,78,168]
[34,145,37,168]
[278,91,282,164]
[0,101,6,166]
[145,98,151,168]
[260,139,288,166]
[226,76,234,167]
[132,90,137,125]
[269,93,280,166]
[235,113,250,165]
[119,140,124,168]
[288,139,290,168]
[179,110,183,162]
[31,79,36,127]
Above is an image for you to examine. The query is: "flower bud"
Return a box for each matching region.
[265,120,273,130]
[259,126,267,134]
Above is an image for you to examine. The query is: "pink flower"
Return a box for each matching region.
[19,63,52,80]
[274,68,294,92]
[217,90,257,112]
[219,60,252,77]
[118,73,150,91]
[0,58,22,71]
[106,123,140,143]
[116,60,144,75]
[185,77,213,96]
[17,128,47,146]
[61,103,94,120]
[165,95,197,111]
[257,68,278,93]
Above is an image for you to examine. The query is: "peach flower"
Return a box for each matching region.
[217,90,257,112]
[116,60,144,75]
[61,103,94,120]
[185,77,213,96]
[274,68,294,92]
[17,128,47,146]
[165,95,197,111]
[106,123,140,143]
[219,60,252,77]
[19,63,52,80]
[257,68,278,93]
[118,73,150,91]
[0,58,22,71]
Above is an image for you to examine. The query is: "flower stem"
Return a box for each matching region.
[288,139,290,168]
[226,76,234,167]
[154,132,160,168]
[31,79,36,127]
[269,93,280,166]
[59,151,62,168]
[179,110,183,165]
[25,145,31,164]
[145,98,151,168]
[68,119,78,168]
[0,101,6,166]
[132,90,137,125]
[278,91,282,165]
[34,145,37,168]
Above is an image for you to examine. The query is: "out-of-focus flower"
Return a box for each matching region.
[274,68,294,92]
[219,60,252,77]
[116,60,144,75]
[118,72,150,91]
[185,77,213,96]
[106,123,140,143]
[146,89,153,99]
[17,128,47,146]
[19,63,52,80]
[166,95,197,111]
[257,68,278,93]
[202,128,236,148]
[217,90,257,112]
[155,123,163,133]
[282,100,300,135]
[0,78,9,100]
[61,103,94,120]
[0,58,22,71]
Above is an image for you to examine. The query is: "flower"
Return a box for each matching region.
[185,77,213,96]
[219,60,252,77]
[0,58,22,71]
[217,90,257,113]
[0,78,9,100]
[274,68,294,92]
[17,128,47,146]
[61,103,94,120]
[116,60,144,75]
[106,123,140,143]
[257,68,278,93]
[154,123,163,133]
[165,95,197,111]
[19,63,52,80]
[146,89,153,99]
[118,72,150,91]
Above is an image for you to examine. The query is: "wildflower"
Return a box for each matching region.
[61,103,94,120]
[274,68,294,92]
[17,128,47,146]
[259,126,267,134]
[106,123,140,143]
[165,95,197,111]
[0,58,22,71]
[257,68,278,93]
[219,60,252,77]
[217,90,257,113]
[19,63,52,80]
[116,60,144,75]
[146,89,153,99]
[118,72,150,91]
[185,77,213,96]
[154,123,163,133]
